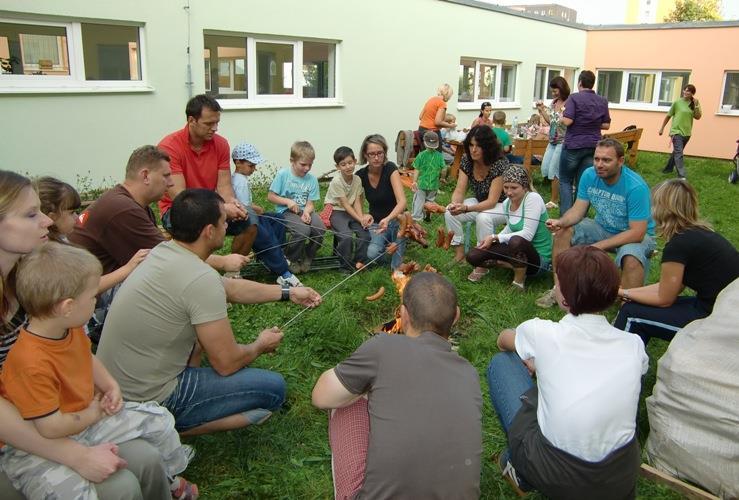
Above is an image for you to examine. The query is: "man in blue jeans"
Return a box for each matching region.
[558,70,611,215]
[536,138,656,308]
[97,189,321,435]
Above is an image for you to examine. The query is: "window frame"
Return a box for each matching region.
[719,71,739,116]
[532,65,577,105]
[457,57,519,111]
[595,68,692,111]
[205,32,342,110]
[0,17,150,94]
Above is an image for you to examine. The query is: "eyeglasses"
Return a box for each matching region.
[367,151,385,158]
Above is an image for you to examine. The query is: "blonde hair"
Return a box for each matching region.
[0,170,33,322]
[437,83,453,101]
[445,113,456,122]
[290,141,315,162]
[33,176,81,242]
[16,242,102,320]
[651,179,712,241]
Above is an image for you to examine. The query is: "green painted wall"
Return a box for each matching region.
[0,0,586,185]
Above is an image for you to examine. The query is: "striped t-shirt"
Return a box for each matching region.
[0,308,25,371]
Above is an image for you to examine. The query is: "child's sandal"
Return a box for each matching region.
[171,476,199,500]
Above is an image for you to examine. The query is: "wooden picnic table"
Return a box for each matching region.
[512,138,549,175]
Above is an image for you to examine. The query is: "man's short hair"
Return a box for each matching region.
[170,188,224,243]
[596,138,625,158]
[185,94,223,120]
[402,272,457,337]
[555,246,619,316]
[290,141,316,162]
[16,242,102,319]
[579,70,596,89]
[125,145,170,180]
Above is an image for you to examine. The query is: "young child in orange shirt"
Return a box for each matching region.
[0,242,196,499]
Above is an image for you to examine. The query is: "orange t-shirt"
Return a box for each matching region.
[419,96,447,130]
[0,327,94,419]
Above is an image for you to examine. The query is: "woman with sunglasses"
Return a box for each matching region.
[355,134,407,270]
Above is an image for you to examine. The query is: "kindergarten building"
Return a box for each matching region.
[1,0,737,182]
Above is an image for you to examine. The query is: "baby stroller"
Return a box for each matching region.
[730,139,739,184]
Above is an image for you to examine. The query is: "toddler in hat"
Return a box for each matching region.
[411,131,446,221]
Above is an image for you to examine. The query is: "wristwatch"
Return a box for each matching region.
[280,284,290,301]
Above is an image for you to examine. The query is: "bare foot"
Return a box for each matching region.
[453,246,465,262]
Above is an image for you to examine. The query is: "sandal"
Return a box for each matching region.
[467,268,489,283]
[171,476,199,500]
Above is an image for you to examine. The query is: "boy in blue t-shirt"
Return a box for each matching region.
[411,131,446,221]
[267,141,325,273]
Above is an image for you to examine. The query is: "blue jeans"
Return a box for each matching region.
[161,366,286,432]
[367,219,405,270]
[486,352,534,434]
[252,213,289,276]
[558,147,595,215]
[572,218,656,279]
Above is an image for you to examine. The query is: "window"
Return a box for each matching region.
[533,66,577,101]
[596,69,690,108]
[658,71,690,106]
[0,18,146,91]
[457,58,518,107]
[204,33,337,107]
[721,71,739,112]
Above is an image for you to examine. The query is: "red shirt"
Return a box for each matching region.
[157,125,231,215]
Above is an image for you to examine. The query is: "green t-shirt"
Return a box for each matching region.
[412,149,445,190]
[668,98,696,137]
[492,127,512,148]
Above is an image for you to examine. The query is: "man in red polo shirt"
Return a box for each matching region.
[158,94,254,253]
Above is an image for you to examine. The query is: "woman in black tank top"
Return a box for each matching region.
[355,134,407,270]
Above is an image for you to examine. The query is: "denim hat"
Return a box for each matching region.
[231,143,264,164]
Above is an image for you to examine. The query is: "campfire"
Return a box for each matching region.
[377,262,437,335]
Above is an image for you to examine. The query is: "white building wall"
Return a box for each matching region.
[0,0,586,184]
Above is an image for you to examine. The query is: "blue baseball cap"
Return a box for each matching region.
[231,143,264,164]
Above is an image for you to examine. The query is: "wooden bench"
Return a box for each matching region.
[512,138,549,175]
[604,127,643,167]
[640,464,720,500]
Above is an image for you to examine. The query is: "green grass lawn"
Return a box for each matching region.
[185,151,737,499]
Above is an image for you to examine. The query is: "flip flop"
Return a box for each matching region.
[467,268,489,282]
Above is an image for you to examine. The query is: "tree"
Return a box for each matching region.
[664,0,722,22]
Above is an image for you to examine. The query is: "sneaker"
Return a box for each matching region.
[535,287,557,308]
[545,201,558,210]
[497,453,527,497]
[662,165,673,174]
[277,274,303,287]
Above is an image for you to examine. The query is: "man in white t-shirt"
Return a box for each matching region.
[488,245,647,499]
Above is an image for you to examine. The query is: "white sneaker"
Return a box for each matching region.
[277,274,303,287]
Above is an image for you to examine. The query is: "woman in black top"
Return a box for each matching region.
[355,134,407,270]
[614,179,739,345]
[445,125,510,263]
